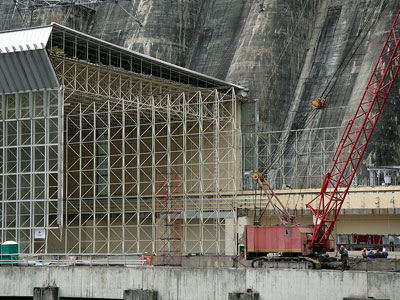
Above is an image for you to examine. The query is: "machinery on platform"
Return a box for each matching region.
[244,8,400,267]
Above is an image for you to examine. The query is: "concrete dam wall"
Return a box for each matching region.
[0,266,398,300]
[1,0,400,185]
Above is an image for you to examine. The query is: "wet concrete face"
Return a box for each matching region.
[1,0,400,184]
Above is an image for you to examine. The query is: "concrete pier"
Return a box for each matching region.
[229,291,260,300]
[124,289,158,300]
[33,287,59,300]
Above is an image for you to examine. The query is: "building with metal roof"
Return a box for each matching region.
[0,24,247,259]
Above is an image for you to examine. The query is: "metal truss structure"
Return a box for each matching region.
[156,173,182,265]
[0,24,242,256]
[0,90,62,254]
[46,28,240,255]
[242,126,343,190]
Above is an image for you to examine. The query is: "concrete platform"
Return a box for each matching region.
[0,266,398,300]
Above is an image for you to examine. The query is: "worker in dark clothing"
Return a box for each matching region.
[361,248,368,259]
[339,245,349,270]
[374,248,381,258]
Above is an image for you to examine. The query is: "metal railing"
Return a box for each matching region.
[0,253,154,267]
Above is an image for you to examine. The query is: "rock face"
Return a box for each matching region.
[1,0,400,185]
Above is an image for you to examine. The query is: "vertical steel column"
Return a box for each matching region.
[151,95,156,254]
[136,84,141,253]
[31,92,36,251]
[198,92,204,254]
[214,91,220,254]
[232,89,238,255]
[122,97,126,254]
[43,91,48,252]
[166,93,172,260]
[57,88,64,227]
[63,95,68,253]
[1,94,4,244]
[15,93,20,246]
[107,101,111,254]
[182,92,187,254]
[78,103,82,253]
[93,102,97,253]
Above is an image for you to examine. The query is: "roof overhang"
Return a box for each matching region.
[0,23,247,97]
[0,26,52,53]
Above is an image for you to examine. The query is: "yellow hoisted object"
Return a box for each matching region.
[311,97,326,109]
[252,172,268,185]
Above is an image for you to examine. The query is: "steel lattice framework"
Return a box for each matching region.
[242,126,343,190]
[0,23,243,256]
[307,9,400,247]
[50,54,239,255]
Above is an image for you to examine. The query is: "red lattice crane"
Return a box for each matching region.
[245,9,400,260]
[306,8,400,250]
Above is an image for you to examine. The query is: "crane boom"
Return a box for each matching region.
[306,9,400,248]
[252,172,295,225]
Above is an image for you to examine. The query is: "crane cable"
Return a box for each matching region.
[265,0,312,88]
[264,0,388,178]
[266,1,389,213]
[293,0,390,212]
[320,0,388,100]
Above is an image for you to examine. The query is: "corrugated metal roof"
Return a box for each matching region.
[0,26,52,53]
[0,24,246,93]
[0,49,59,93]
[50,23,246,92]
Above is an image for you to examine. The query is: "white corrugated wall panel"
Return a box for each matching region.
[0,26,52,53]
[0,49,59,93]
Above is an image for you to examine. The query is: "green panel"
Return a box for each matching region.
[1,242,19,262]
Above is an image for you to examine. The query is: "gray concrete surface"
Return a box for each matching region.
[1,1,400,185]
[0,266,398,300]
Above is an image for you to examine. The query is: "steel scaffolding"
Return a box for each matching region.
[156,173,182,265]
[49,52,239,255]
[0,90,62,254]
[0,24,244,256]
[242,126,343,190]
